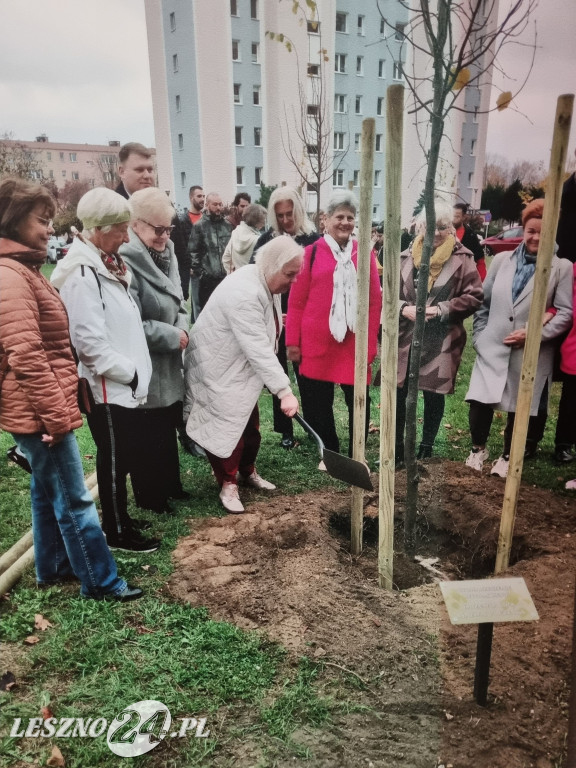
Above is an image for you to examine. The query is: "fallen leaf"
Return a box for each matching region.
[444,711,454,721]
[141,564,151,571]
[24,636,40,645]
[35,614,54,632]
[47,745,65,767]
[41,706,54,720]
[372,618,382,627]
[136,625,155,635]
[0,671,16,692]
[444,423,452,429]
[83,454,94,460]
[313,647,327,657]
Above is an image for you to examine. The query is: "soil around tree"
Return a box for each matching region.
[169,460,575,767]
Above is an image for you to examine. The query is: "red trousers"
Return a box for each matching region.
[205,406,261,485]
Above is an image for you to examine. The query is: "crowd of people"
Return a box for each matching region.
[0,140,574,601]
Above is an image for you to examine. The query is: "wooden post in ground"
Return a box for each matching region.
[495,94,573,574]
[351,118,376,556]
[378,85,404,589]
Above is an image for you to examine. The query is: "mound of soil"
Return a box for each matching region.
[169,461,575,767]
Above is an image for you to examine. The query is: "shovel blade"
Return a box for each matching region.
[323,449,373,491]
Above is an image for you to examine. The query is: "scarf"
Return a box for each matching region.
[325,233,357,343]
[80,233,128,287]
[147,245,172,276]
[511,243,536,302]
[411,233,455,292]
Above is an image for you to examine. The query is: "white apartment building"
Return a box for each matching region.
[144,0,493,222]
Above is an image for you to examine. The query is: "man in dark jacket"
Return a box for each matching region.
[188,193,232,311]
[556,166,576,263]
[453,203,486,281]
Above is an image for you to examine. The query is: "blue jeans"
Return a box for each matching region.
[12,432,127,598]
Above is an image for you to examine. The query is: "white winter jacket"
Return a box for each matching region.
[51,238,152,407]
[222,221,261,274]
[184,264,292,457]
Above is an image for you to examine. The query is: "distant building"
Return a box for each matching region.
[0,137,154,191]
[143,0,493,222]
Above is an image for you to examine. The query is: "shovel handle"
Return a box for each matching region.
[293,413,325,455]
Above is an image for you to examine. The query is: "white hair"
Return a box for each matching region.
[414,198,454,235]
[326,190,358,217]
[267,187,315,235]
[254,235,304,278]
[130,188,175,223]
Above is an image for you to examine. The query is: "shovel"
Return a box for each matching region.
[294,413,373,491]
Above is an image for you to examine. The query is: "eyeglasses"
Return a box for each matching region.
[35,215,54,229]
[435,224,449,231]
[139,219,175,237]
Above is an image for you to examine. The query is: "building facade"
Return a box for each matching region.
[144,0,493,222]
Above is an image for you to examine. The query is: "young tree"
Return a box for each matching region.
[381,0,537,549]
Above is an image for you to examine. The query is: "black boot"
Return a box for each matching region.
[417,443,433,459]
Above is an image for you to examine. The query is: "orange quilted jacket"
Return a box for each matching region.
[0,239,82,435]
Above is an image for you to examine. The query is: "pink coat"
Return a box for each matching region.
[560,263,576,376]
[286,237,382,385]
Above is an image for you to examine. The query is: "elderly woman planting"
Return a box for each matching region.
[184,238,302,514]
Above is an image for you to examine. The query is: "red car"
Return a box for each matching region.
[481,226,523,256]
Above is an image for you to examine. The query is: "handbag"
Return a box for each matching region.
[77,377,96,415]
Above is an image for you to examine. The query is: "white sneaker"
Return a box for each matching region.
[242,471,276,491]
[490,456,510,478]
[219,482,245,513]
[465,448,489,471]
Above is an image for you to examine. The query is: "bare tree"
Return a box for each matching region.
[379,0,537,549]
[0,133,45,181]
[484,153,546,187]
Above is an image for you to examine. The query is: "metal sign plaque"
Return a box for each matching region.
[439,577,539,625]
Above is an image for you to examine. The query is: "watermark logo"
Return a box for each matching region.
[10,700,209,758]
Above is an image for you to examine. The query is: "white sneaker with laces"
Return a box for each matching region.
[490,456,510,478]
[219,482,245,513]
[242,471,276,491]
[465,448,489,471]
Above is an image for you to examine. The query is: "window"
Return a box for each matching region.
[46,151,51,161]
[356,56,364,75]
[172,54,179,72]
[468,172,474,187]
[59,152,64,160]
[470,139,476,155]
[176,94,181,112]
[375,134,383,151]
[232,40,240,61]
[181,171,186,187]
[333,169,344,187]
[335,12,347,32]
[334,132,345,150]
[354,133,361,151]
[69,153,77,162]
[251,42,259,63]
[334,94,346,113]
[334,54,346,73]
[380,17,386,35]
[178,133,184,150]
[233,83,242,104]
[353,170,359,186]
[254,127,262,146]
[374,170,381,186]
[307,104,319,116]
[72,171,79,180]
[307,19,320,33]
[378,59,386,78]
[357,15,365,35]
[236,166,244,185]
[61,170,66,177]
[355,96,362,114]
[230,0,238,15]
[250,0,258,19]
[169,11,176,31]
[393,61,403,80]
[377,97,384,116]
[235,126,243,145]
[395,23,406,41]
[49,169,54,178]
[307,63,319,77]
[307,143,319,155]
[253,86,261,105]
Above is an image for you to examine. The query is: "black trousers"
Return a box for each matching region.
[129,401,184,511]
[555,373,576,449]
[86,404,143,537]
[395,379,445,456]
[199,274,224,311]
[298,374,370,456]
[272,327,300,437]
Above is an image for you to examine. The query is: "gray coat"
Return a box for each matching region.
[120,230,189,408]
[465,247,574,414]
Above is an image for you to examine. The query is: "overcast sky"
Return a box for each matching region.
[1,1,574,166]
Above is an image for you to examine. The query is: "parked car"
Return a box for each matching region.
[46,236,60,264]
[481,226,524,256]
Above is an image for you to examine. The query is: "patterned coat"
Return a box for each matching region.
[397,242,483,394]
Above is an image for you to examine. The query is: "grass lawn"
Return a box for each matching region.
[0,264,570,765]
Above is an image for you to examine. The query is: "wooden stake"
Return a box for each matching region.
[351,118,376,556]
[495,94,574,574]
[0,530,34,576]
[378,85,404,589]
[0,547,35,596]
